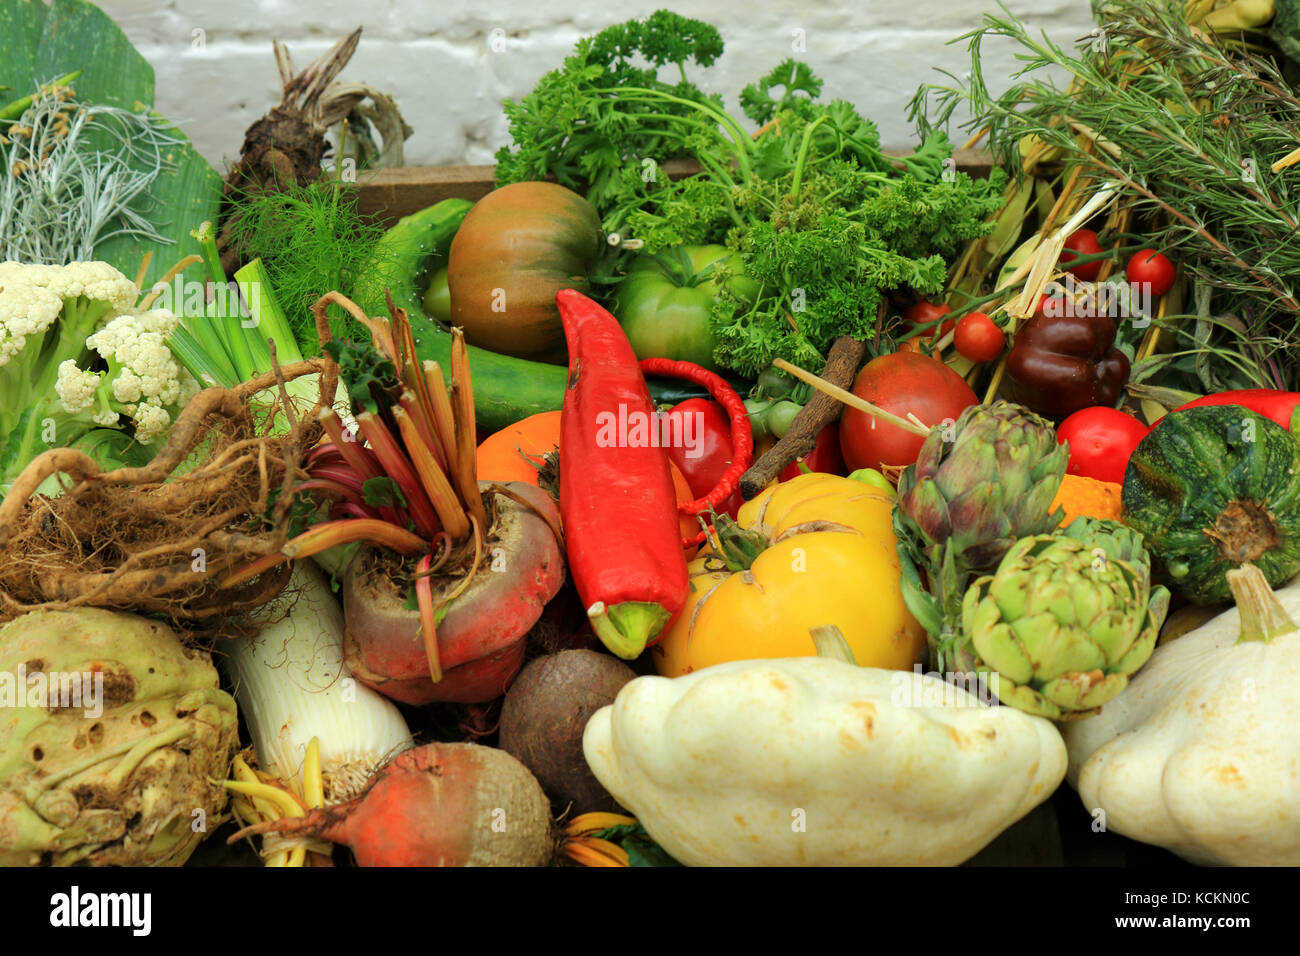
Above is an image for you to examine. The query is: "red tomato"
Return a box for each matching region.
[1060,229,1105,282]
[1055,406,1150,485]
[839,352,978,471]
[780,422,846,482]
[904,301,954,343]
[1126,249,1176,297]
[661,398,744,519]
[953,312,1005,363]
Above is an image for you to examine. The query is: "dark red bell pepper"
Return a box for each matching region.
[1006,304,1130,421]
[557,289,689,660]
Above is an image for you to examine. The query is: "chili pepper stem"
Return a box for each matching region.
[587,600,672,660]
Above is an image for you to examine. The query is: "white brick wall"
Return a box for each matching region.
[97,0,1098,171]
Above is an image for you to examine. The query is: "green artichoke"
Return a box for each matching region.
[897,400,1068,571]
[893,401,1069,660]
[957,518,1171,720]
[0,608,238,866]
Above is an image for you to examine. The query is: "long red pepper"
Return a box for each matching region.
[557,289,690,659]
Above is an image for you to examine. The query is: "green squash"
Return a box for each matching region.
[1121,405,1300,604]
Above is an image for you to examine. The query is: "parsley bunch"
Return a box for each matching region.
[496,16,1006,376]
[495,10,724,211]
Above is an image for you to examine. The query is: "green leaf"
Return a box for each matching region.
[591,823,683,867]
[95,125,224,288]
[31,0,151,106]
[362,476,408,511]
[0,0,44,101]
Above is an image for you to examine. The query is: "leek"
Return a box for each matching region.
[220,561,411,805]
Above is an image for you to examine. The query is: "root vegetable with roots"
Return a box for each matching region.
[225,292,566,704]
[228,743,555,867]
[0,340,338,620]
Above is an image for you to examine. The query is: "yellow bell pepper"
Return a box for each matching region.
[651,473,926,677]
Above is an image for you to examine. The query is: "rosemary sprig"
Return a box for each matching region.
[911,0,1300,390]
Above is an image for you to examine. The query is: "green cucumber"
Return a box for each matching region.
[358,199,734,432]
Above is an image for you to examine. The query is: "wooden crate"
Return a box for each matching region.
[355,150,995,227]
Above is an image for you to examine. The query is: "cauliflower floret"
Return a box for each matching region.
[0,270,65,365]
[34,261,138,313]
[85,309,186,408]
[131,402,172,445]
[54,359,101,413]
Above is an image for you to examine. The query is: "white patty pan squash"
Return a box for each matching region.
[1064,566,1300,866]
[583,657,1066,866]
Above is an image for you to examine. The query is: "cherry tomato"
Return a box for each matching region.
[1126,249,1176,297]
[903,301,954,343]
[952,312,1005,363]
[780,422,846,481]
[1060,229,1105,282]
[1055,406,1150,485]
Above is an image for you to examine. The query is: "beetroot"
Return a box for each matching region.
[343,482,565,704]
[229,743,553,866]
[498,650,636,813]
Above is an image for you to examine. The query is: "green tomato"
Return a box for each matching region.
[422,265,451,324]
[612,245,758,372]
[847,468,896,496]
[766,400,802,439]
[745,398,774,440]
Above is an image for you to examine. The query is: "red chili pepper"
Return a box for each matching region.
[639,357,753,547]
[557,290,690,660]
[638,357,752,513]
[1167,389,1300,431]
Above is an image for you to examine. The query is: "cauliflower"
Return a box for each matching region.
[54,308,191,446]
[0,261,185,492]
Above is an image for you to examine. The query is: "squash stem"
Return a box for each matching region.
[1227,563,1299,644]
[810,625,859,664]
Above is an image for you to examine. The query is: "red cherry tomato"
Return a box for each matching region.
[952,312,1005,363]
[1055,406,1150,485]
[1126,249,1176,298]
[903,301,954,343]
[1060,228,1105,282]
[780,422,846,482]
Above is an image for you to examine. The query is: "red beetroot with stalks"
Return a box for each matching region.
[228,744,554,866]
[226,292,564,704]
[342,482,564,704]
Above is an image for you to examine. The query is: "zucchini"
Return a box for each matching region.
[357,200,733,432]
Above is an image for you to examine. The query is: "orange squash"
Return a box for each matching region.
[1051,473,1123,528]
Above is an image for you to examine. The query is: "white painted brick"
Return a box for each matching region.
[100,0,1098,168]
